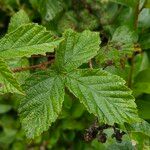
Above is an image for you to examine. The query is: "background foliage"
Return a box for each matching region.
[0,0,150,149]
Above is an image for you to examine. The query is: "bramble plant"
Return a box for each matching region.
[0,0,150,149]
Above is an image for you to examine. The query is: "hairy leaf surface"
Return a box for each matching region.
[0,58,23,94]
[0,23,63,59]
[55,29,100,72]
[19,70,64,138]
[66,69,139,124]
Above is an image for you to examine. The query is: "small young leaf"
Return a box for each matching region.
[65,69,139,125]
[0,23,63,59]
[55,29,100,72]
[0,58,23,94]
[19,70,65,138]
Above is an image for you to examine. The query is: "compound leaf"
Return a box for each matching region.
[19,70,64,138]
[0,23,63,59]
[65,69,139,125]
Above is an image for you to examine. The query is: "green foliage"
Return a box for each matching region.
[0,58,23,94]
[0,104,11,114]
[110,0,138,7]
[0,0,150,149]
[66,69,139,124]
[19,70,65,138]
[29,0,63,21]
[8,9,30,33]
[18,29,139,138]
[96,26,137,67]
[134,69,150,94]
[0,24,63,59]
[126,120,150,138]
[54,29,100,72]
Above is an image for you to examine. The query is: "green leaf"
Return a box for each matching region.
[7,10,31,85]
[19,70,65,138]
[96,26,137,67]
[58,11,78,33]
[133,69,150,94]
[9,58,30,84]
[29,0,63,21]
[8,9,30,33]
[0,23,63,59]
[0,58,23,94]
[140,33,150,50]
[0,104,12,114]
[138,9,150,28]
[144,0,150,8]
[111,26,137,44]
[136,98,150,119]
[110,0,138,7]
[65,69,139,125]
[126,120,150,137]
[107,141,134,150]
[78,10,99,30]
[55,29,100,72]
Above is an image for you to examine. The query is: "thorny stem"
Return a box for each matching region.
[12,60,54,73]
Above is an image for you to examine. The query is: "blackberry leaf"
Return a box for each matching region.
[19,70,65,138]
[65,69,139,125]
[0,23,63,59]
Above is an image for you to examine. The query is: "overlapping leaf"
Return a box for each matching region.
[20,29,139,138]
[8,9,30,33]
[7,10,31,84]
[55,29,100,72]
[19,70,65,138]
[19,29,100,138]
[0,58,23,94]
[0,23,63,59]
[65,69,139,125]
